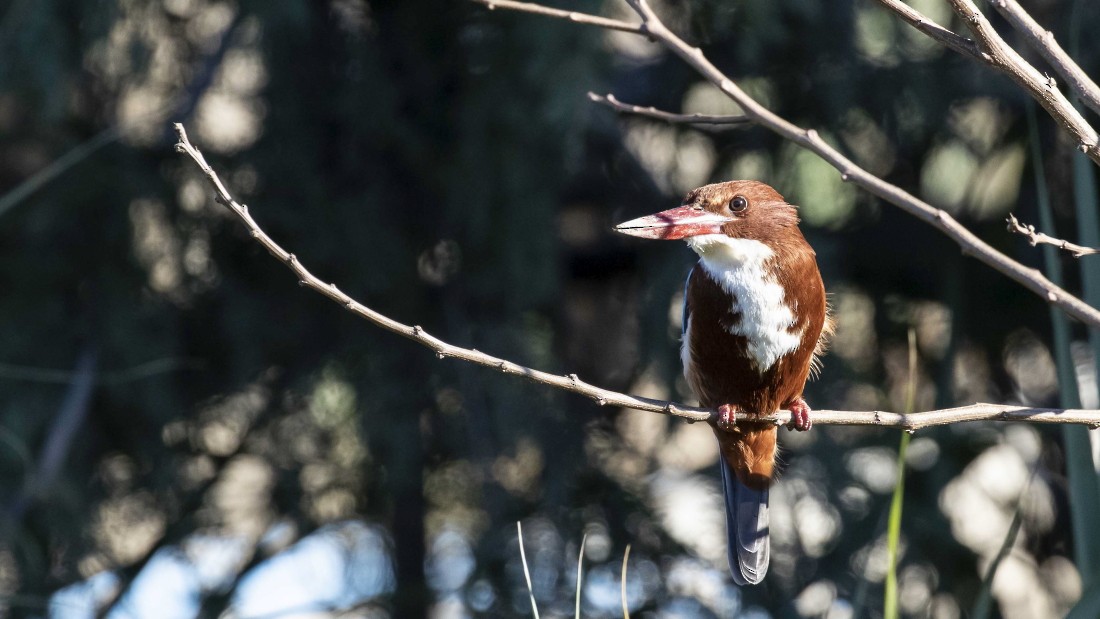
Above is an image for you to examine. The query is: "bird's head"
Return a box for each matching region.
[615,180,800,242]
[614,180,804,265]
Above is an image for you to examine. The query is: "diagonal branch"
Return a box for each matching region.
[172,124,1100,431]
[587,92,750,126]
[481,0,1100,327]
[173,124,709,425]
[989,0,1100,118]
[871,0,986,60]
[1007,213,1100,258]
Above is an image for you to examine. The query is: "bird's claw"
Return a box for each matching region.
[717,403,738,432]
[787,398,812,432]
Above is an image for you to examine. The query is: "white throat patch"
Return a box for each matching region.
[685,234,803,372]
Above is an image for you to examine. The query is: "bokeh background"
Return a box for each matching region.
[3,0,1100,617]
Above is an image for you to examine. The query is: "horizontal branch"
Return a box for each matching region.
[588,92,750,125]
[990,0,1100,119]
[475,0,1100,329]
[1007,213,1100,257]
[805,405,1100,431]
[173,123,1100,431]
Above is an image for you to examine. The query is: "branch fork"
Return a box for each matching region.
[469,0,1100,330]
[1007,213,1100,258]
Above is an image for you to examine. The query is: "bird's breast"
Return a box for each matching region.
[711,266,802,372]
[689,249,804,373]
[681,245,823,411]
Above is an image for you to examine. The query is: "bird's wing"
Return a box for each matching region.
[681,268,692,337]
[721,460,770,585]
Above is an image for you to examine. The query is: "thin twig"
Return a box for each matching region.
[989,0,1100,119]
[0,357,204,385]
[0,126,120,221]
[475,0,1100,329]
[173,123,713,424]
[620,544,631,619]
[7,349,97,526]
[518,522,540,619]
[173,125,1100,429]
[575,533,587,619]
[971,464,1034,618]
[588,92,750,125]
[470,0,644,34]
[1007,213,1100,257]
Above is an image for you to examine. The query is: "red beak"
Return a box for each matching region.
[614,205,733,240]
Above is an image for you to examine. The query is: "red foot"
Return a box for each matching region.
[787,397,812,432]
[717,404,738,432]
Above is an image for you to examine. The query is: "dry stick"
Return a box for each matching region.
[990,0,1100,119]
[587,92,750,125]
[878,0,1100,163]
[621,544,632,619]
[872,0,986,60]
[172,124,706,425]
[517,522,540,619]
[489,0,1100,327]
[575,533,587,619]
[173,124,1100,430]
[477,0,643,33]
[1007,213,1100,258]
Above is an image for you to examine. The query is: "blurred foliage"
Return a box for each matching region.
[2,0,1100,617]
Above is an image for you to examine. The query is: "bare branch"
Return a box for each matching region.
[1007,213,1100,258]
[479,0,1100,327]
[891,0,1100,163]
[989,0,1100,118]
[173,123,709,425]
[587,92,750,126]
[173,124,1100,431]
[870,0,986,60]
[469,0,644,34]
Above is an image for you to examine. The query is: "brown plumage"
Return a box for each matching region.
[616,180,830,585]
[680,182,828,484]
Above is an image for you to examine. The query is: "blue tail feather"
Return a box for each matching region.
[720,459,770,585]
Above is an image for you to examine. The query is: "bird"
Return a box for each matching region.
[614,180,829,585]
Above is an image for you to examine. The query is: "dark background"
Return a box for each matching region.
[2,0,1099,616]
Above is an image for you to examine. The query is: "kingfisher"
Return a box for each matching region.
[615,180,829,585]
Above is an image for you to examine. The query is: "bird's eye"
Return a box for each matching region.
[729,195,749,213]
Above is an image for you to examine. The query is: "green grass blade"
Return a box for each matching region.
[1066,1,1100,591]
[883,432,910,619]
[1067,130,1100,590]
[1027,103,1100,608]
[884,329,918,619]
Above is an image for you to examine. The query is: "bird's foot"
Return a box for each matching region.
[786,397,812,432]
[717,404,739,432]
